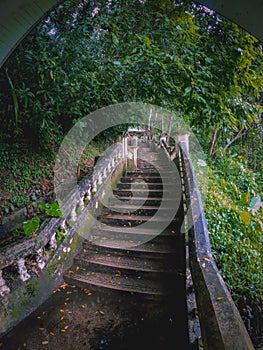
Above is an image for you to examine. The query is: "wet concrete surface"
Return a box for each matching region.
[0,283,188,350]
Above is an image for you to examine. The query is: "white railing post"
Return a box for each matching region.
[87,185,91,200]
[93,179,97,193]
[17,258,30,282]
[49,232,58,250]
[36,248,45,270]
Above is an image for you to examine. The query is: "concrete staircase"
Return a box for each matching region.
[64,143,186,299]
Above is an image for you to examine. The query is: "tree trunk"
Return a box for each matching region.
[167,115,173,145]
[209,124,219,157]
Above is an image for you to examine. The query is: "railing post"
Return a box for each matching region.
[17,258,30,282]
[49,232,58,250]
[36,248,45,270]
[177,132,191,154]
[0,269,10,296]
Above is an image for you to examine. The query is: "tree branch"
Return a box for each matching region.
[209,124,219,157]
[223,128,248,152]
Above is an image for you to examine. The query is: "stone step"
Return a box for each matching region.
[89,227,181,247]
[112,188,163,197]
[98,212,178,226]
[108,196,177,207]
[125,170,171,176]
[119,176,170,183]
[137,159,170,165]
[116,183,169,190]
[137,166,172,171]
[64,267,181,297]
[90,223,180,238]
[82,238,180,256]
[74,251,181,274]
[102,205,179,218]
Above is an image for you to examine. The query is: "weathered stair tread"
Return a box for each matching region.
[75,252,179,273]
[112,188,177,195]
[98,213,176,226]
[109,196,176,202]
[125,171,173,176]
[64,269,175,296]
[104,204,174,212]
[91,223,177,236]
[116,183,166,189]
[107,204,166,209]
[99,212,176,219]
[83,239,178,253]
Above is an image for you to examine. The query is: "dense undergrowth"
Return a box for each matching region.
[0,137,110,221]
[204,150,262,343]
[205,153,262,305]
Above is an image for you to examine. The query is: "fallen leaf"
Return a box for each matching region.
[81,305,85,309]
[50,332,55,336]
[59,309,65,313]
[42,341,49,345]
[39,327,45,331]
[216,297,224,301]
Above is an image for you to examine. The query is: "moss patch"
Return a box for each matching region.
[11,280,40,320]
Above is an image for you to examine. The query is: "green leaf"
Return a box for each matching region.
[23,216,40,236]
[184,87,192,94]
[240,211,251,225]
[45,201,63,217]
[143,36,152,47]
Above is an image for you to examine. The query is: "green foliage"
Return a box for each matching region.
[205,156,263,305]
[0,0,262,154]
[22,216,40,237]
[0,141,55,217]
[55,228,68,244]
[38,201,63,217]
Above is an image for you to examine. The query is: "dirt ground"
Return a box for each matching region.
[0,283,186,350]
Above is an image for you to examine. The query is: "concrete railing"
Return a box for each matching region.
[0,137,127,335]
[0,138,127,295]
[178,142,254,350]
